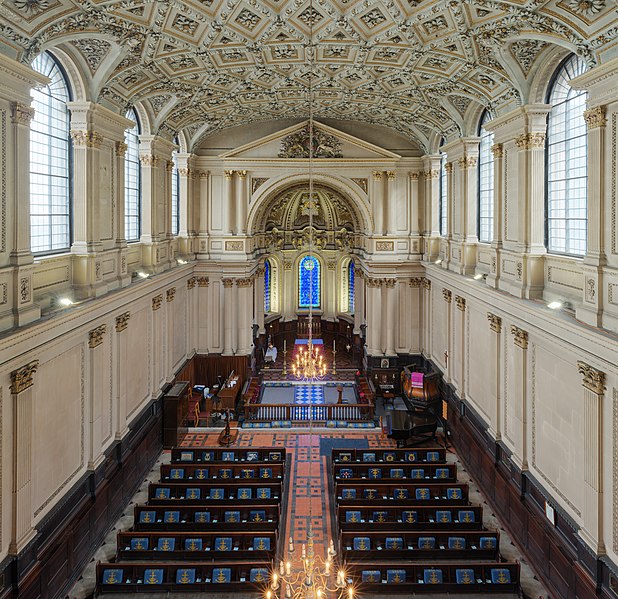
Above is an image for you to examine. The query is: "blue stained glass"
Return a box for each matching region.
[299,256,320,308]
[348,261,355,313]
[264,260,271,313]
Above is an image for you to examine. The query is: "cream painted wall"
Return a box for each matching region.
[0,266,195,559]
[423,264,618,564]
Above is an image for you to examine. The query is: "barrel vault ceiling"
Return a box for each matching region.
[0,0,615,152]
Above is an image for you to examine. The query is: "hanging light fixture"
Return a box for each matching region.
[266,2,351,597]
[290,0,328,384]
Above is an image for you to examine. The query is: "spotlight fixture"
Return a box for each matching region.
[435,258,442,264]
[177,258,187,265]
[58,297,74,307]
[137,271,149,279]
[547,301,562,310]
[473,273,483,280]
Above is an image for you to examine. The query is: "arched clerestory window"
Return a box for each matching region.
[124,108,141,242]
[171,137,180,236]
[30,51,72,254]
[348,260,355,314]
[478,110,494,243]
[439,147,448,237]
[546,55,588,256]
[298,255,321,309]
[264,259,271,313]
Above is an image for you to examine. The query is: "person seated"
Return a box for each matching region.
[265,344,277,363]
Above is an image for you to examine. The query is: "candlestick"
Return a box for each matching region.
[284,339,286,351]
[333,339,336,351]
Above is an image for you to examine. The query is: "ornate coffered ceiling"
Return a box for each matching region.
[0,0,615,152]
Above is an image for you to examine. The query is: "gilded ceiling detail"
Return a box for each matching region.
[0,0,615,151]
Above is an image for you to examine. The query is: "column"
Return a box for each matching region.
[420,278,431,355]
[372,172,383,236]
[198,170,210,256]
[197,277,210,354]
[236,278,253,355]
[576,361,606,553]
[454,296,466,397]
[236,170,247,235]
[487,143,504,289]
[385,171,397,235]
[384,279,397,356]
[177,155,192,255]
[165,287,176,380]
[442,289,452,382]
[365,278,381,355]
[186,277,198,358]
[88,325,108,470]
[224,170,235,234]
[222,278,234,355]
[408,172,421,256]
[115,312,131,440]
[577,106,607,327]
[486,313,502,439]
[353,268,364,335]
[509,325,528,470]
[7,103,41,328]
[254,266,266,335]
[10,360,39,553]
[114,141,131,287]
[151,294,164,393]
[443,161,454,268]
[423,157,441,262]
[139,136,176,271]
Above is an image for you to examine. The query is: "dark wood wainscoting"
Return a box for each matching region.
[443,386,617,599]
[0,399,163,599]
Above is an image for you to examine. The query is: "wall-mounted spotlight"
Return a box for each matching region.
[473,273,488,281]
[177,258,187,265]
[547,301,563,310]
[58,297,74,307]
[435,258,442,265]
[137,271,149,279]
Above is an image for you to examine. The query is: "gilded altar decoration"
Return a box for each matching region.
[88,324,107,348]
[10,360,39,394]
[279,124,342,158]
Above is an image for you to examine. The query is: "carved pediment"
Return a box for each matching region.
[219,120,400,160]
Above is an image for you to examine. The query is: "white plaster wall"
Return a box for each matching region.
[529,341,584,523]
[466,304,493,425]
[126,305,151,419]
[32,343,85,522]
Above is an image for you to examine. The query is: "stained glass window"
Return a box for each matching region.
[478,110,494,243]
[30,51,72,254]
[546,54,588,256]
[299,255,320,309]
[348,261,355,314]
[264,260,271,313]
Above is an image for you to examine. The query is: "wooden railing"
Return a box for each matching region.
[244,402,374,422]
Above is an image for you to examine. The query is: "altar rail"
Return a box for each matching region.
[244,402,375,423]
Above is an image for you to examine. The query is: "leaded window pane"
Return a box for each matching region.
[298,255,320,309]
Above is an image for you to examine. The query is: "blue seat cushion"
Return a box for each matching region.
[456,568,475,584]
[436,510,452,523]
[423,569,443,584]
[362,570,381,583]
[448,536,466,550]
[102,569,123,585]
[176,569,196,584]
[418,536,435,549]
[143,569,164,584]
[387,569,406,583]
[490,568,511,584]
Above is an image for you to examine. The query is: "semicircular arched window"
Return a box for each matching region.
[298,255,321,309]
[30,51,72,254]
[478,110,494,243]
[546,54,588,256]
[124,108,141,242]
[264,259,271,313]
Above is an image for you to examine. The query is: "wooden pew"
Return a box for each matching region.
[97,560,274,592]
[148,481,281,504]
[340,530,500,561]
[336,482,469,504]
[133,504,280,532]
[344,561,520,594]
[334,463,457,482]
[170,447,286,463]
[337,505,484,531]
[160,462,284,482]
[332,447,446,463]
[116,531,277,561]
